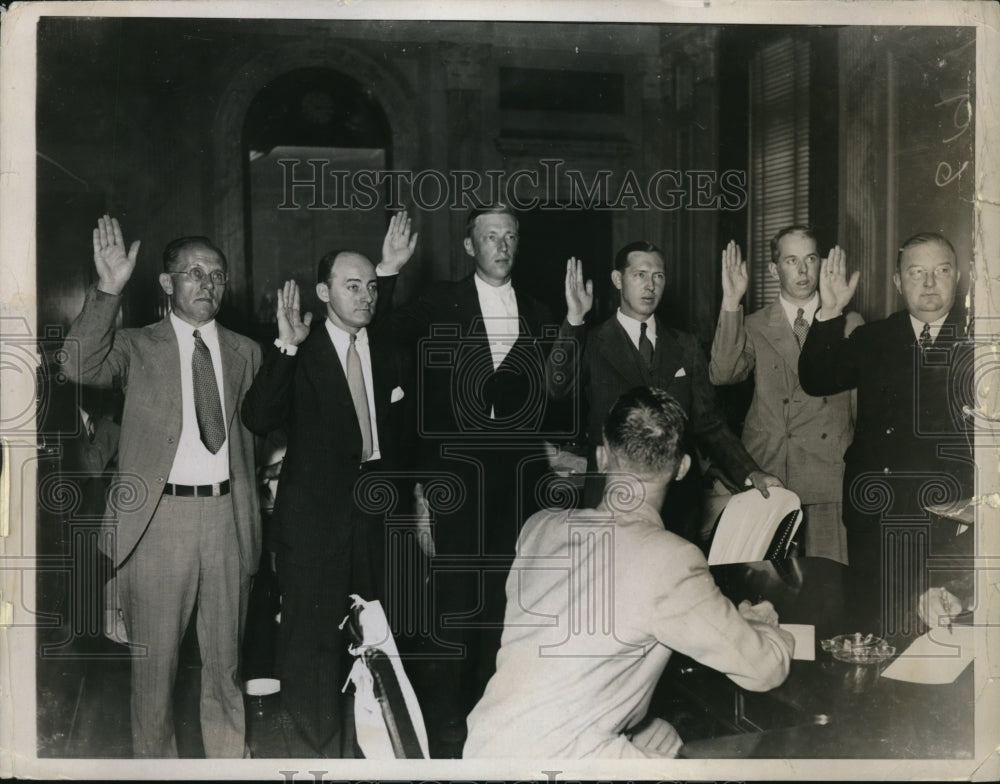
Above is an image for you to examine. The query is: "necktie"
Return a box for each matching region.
[919,322,932,350]
[192,329,226,454]
[347,333,373,462]
[638,321,654,366]
[793,308,810,349]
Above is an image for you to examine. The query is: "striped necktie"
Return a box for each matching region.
[919,322,932,351]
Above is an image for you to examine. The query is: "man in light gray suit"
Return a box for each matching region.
[709,226,863,563]
[63,215,262,757]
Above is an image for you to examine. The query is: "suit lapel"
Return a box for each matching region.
[650,317,682,382]
[149,318,182,431]
[597,318,647,387]
[217,324,248,431]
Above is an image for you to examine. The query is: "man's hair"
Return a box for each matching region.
[769,225,819,265]
[896,232,956,271]
[316,249,370,284]
[162,236,227,272]
[602,386,687,476]
[465,205,518,238]
[614,241,663,273]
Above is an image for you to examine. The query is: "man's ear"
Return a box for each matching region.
[315,282,330,304]
[596,444,609,473]
[892,272,902,297]
[463,236,475,258]
[610,269,622,291]
[768,262,779,281]
[673,453,692,483]
[158,273,174,297]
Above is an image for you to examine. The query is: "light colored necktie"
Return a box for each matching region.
[638,321,654,366]
[347,333,373,461]
[192,329,226,454]
[793,308,810,349]
[919,322,932,351]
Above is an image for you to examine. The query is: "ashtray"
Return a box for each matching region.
[820,632,895,664]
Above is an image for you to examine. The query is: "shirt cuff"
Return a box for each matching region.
[274,339,298,356]
[375,264,397,277]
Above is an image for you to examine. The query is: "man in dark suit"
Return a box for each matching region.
[63,215,262,758]
[374,205,570,753]
[799,232,975,636]
[547,241,782,543]
[241,222,417,756]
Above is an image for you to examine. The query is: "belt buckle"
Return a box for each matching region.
[211,482,221,497]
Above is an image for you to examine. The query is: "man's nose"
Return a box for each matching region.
[923,272,935,287]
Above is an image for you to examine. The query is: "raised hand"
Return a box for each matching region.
[564,256,593,326]
[92,214,140,295]
[817,245,859,319]
[379,210,418,274]
[720,240,748,311]
[413,482,436,558]
[276,279,313,346]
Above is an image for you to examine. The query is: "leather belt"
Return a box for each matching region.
[163,480,231,497]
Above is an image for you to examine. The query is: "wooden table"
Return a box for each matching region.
[662,557,974,758]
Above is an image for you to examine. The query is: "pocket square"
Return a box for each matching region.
[674,367,687,378]
[390,386,405,403]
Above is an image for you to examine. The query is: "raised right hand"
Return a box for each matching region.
[276,280,313,346]
[817,245,859,319]
[720,240,748,311]
[564,256,593,326]
[92,214,140,295]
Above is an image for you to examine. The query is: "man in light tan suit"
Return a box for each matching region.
[63,215,262,757]
[709,226,863,563]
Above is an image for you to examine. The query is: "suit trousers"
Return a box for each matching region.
[801,502,848,565]
[118,493,247,758]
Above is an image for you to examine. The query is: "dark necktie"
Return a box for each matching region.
[638,321,654,366]
[347,333,373,462]
[919,322,932,351]
[192,329,226,454]
[793,307,810,349]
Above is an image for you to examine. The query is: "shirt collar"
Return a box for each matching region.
[909,311,949,342]
[169,311,217,340]
[616,308,656,343]
[325,317,367,350]
[474,273,515,302]
[777,292,819,326]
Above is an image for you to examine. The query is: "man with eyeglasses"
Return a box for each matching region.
[63,215,262,757]
[709,227,864,564]
[798,232,975,634]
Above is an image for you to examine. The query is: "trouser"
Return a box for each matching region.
[802,501,848,564]
[118,493,247,758]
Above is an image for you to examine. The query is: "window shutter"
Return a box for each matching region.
[749,37,811,310]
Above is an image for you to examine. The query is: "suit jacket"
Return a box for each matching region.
[62,287,262,572]
[548,315,760,490]
[709,301,864,503]
[799,309,974,530]
[240,324,414,561]
[375,273,556,436]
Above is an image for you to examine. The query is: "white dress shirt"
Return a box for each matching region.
[909,312,949,344]
[167,313,230,484]
[616,309,657,351]
[324,319,381,461]
[474,273,520,371]
[777,292,819,328]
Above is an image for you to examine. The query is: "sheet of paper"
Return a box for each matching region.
[780,623,815,661]
[880,626,974,684]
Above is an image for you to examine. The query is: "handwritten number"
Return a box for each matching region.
[935,160,969,188]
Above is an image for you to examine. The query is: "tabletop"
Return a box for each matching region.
[664,557,974,759]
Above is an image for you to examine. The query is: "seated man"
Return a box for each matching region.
[463,387,794,759]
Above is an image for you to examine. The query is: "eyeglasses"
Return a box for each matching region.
[169,267,228,285]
